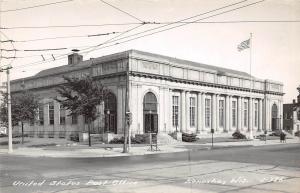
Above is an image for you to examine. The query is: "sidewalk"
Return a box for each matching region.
[0,137,299,158]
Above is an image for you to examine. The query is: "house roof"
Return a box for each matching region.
[130,50,252,78]
[14,49,253,82]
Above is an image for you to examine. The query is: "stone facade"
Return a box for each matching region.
[10,50,284,140]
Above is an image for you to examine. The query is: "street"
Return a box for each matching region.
[1,144,300,193]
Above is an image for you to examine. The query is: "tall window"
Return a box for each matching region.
[219,100,224,127]
[172,96,179,127]
[190,97,196,127]
[254,103,258,127]
[232,101,237,127]
[49,102,54,125]
[59,105,66,125]
[71,114,78,124]
[104,93,117,133]
[38,104,44,125]
[205,98,211,128]
[244,101,248,127]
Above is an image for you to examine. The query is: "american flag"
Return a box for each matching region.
[237,39,250,51]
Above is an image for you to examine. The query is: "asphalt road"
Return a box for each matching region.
[1,144,300,193]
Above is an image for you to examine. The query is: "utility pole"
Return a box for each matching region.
[0,66,13,153]
[123,60,130,153]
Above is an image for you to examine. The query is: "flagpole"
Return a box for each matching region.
[249,33,254,139]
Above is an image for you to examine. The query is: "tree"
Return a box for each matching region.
[56,75,109,146]
[0,90,39,144]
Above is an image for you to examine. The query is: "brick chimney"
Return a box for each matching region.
[68,51,83,65]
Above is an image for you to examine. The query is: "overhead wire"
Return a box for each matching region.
[98,0,144,23]
[0,0,74,13]
[88,0,268,55]
[89,0,265,55]
[80,0,251,54]
[11,0,252,69]
[3,31,120,43]
[1,20,300,30]
[0,22,143,29]
[13,0,265,69]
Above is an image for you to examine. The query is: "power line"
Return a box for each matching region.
[13,0,265,69]
[92,0,267,54]
[12,0,250,69]
[0,22,143,30]
[1,47,67,52]
[0,0,74,13]
[4,31,119,43]
[87,24,145,54]
[81,0,251,54]
[98,0,143,22]
[13,24,145,67]
[2,20,299,30]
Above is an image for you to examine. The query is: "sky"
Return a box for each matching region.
[0,0,299,103]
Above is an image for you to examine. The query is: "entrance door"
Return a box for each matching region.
[144,114,158,133]
[271,103,278,131]
[143,92,158,133]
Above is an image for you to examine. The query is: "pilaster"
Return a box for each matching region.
[225,95,230,132]
[197,92,202,133]
[180,90,186,132]
[258,98,263,131]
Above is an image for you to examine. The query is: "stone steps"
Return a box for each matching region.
[157,133,179,144]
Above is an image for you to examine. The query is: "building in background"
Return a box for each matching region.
[283,85,300,135]
[10,50,284,141]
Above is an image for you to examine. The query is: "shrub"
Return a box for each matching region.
[182,132,197,142]
[109,137,124,144]
[0,133,7,138]
[70,132,79,142]
[295,131,300,137]
[131,135,147,144]
[109,135,148,144]
[232,131,246,139]
[269,130,281,137]
[12,133,28,138]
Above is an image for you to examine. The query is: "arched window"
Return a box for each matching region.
[143,92,157,113]
[104,93,117,133]
[143,92,158,133]
[272,104,278,118]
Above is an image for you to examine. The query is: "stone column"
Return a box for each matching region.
[169,89,173,132]
[216,94,219,132]
[225,95,230,132]
[249,98,254,139]
[212,94,217,131]
[186,91,190,132]
[197,92,202,134]
[237,96,242,131]
[266,97,270,131]
[180,90,186,132]
[258,98,263,131]
[228,95,232,132]
[201,93,206,132]
[117,86,124,134]
[241,97,244,131]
